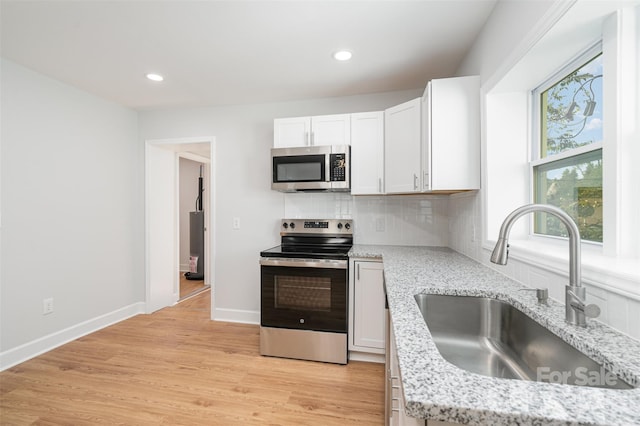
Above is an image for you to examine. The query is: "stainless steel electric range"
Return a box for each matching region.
[259,218,353,364]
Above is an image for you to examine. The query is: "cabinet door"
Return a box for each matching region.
[429,75,480,190]
[421,82,432,191]
[384,98,421,193]
[353,261,385,350]
[311,114,351,146]
[274,116,311,148]
[351,111,384,195]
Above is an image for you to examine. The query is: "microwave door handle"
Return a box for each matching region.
[326,154,331,183]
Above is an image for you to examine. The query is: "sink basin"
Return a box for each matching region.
[414,294,633,390]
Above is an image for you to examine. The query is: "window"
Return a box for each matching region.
[532,48,603,243]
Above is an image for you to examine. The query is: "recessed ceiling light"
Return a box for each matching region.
[333,50,352,61]
[146,73,164,82]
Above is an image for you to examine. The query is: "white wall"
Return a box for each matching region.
[0,59,144,368]
[450,1,640,340]
[138,89,421,323]
[456,0,559,85]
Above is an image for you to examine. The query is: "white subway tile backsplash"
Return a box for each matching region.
[353,195,449,246]
[284,193,450,246]
[283,193,353,219]
[628,299,640,340]
[607,293,630,334]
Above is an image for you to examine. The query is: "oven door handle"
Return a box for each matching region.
[260,257,348,269]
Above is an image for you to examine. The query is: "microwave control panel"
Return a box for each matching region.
[330,153,347,182]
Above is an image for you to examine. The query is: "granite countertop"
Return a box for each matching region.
[349,245,640,426]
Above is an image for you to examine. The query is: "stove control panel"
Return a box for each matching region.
[281,219,353,235]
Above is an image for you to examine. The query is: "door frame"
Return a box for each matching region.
[145,136,215,313]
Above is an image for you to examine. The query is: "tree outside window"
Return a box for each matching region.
[534,52,603,243]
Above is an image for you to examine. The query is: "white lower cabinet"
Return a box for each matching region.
[349,260,385,354]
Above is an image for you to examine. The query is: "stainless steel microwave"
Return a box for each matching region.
[271,145,350,192]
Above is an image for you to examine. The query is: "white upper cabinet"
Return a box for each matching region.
[273,114,351,148]
[311,114,351,146]
[422,75,480,191]
[273,117,311,148]
[384,98,422,194]
[384,76,480,194]
[274,76,479,193]
[351,111,384,195]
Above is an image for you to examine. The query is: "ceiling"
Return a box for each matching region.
[0,1,497,111]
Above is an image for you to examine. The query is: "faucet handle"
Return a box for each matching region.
[582,303,601,318]
[519,287,549,305]
[566,287,601,323]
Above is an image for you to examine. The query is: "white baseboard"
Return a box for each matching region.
[212,307,260,325]
[0,302,146,371]
[349,351,385,363]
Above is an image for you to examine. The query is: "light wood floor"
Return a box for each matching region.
[0,289,385,425]
[179,274,209,300]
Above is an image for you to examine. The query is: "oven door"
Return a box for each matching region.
[260,258,347,333]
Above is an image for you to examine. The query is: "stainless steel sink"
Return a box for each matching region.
[414,294,633,390]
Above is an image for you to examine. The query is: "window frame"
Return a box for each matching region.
[529,42,604,245]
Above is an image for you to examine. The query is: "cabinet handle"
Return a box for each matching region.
[424,172,429,190]
[357,263,360,280]
[305,132,310,146]
[310,131,314,146]
[378,177,382,193]
[413,173,418,190]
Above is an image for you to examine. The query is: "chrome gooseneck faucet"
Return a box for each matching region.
[490,204,600,327]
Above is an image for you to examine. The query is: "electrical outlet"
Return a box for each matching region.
[43,298,54,315]
[232,217,240,230]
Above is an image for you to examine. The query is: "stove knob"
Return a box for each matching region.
[289,222,296,229]
[282,222,288,229]
[345,223,351,230]
[337,222,343,230]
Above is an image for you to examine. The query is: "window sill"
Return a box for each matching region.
[482,237,640,300]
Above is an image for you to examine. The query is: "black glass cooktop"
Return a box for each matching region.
[260,235,352,260]
[260,244,351,260]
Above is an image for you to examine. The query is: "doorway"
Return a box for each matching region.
[178,156,209,300]
[145,137,215,313]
